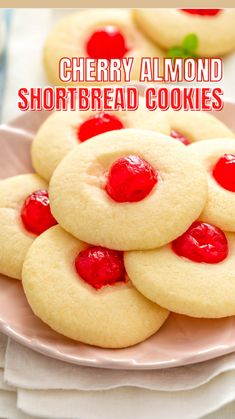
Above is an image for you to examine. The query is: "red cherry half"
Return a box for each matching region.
[170,130,190,146]
[78,113,124,142]
[212,154,235,192]
[181,9,221,16]
[105,155,157,203]
[75,246,126,290]
[86,26,129,60]
[172,221,228,264]
[21,190,57,235]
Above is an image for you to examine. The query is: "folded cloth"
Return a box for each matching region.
[0,391,32,419]
[205,403,235,419]
[0,369,14,391]
[15,371,235,419]
[2,338,235,419]
[0,333,31,419]
[0,332,7,368]
[4,339,235,393]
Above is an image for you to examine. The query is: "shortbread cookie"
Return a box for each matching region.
[44,9,164,85]
[125,221,235,318]
[190,139,235,232]
[0,174,57,280]
[32,98,170,181]
[49,129,207,250]
[22,226,169,348]
[133,9,235,56]
[32,107,234,183]
[166,110,234,145]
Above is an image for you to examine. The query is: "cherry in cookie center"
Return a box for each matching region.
[78,112,124,142]
[170,130,190,146]
[75,246,126,290]
[105,155,158,203]
[86,26,129,60]
[181,9,221,17]
[212,153,235,192]
[21,190,57,235]
[172,221,228,264]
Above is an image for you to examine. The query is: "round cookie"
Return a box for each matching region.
[0,174,48,280]
[22,225,169,348]
[44,9,164,85]
[166,110,234,144]
[49,129,208,251]
[189,139,235,232]
[133,9,235,57]
[124,229,235,318]
[32,98,170,182]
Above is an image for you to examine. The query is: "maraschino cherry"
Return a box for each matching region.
[75,246,126,290]
[86,26,128,60]
[21,190,57,235]
[212,154,235,192]
[78,113,124,142]
[172,221,228,263]
[170,130,190,146]
[105,155,157,203]
[181,9,221,16]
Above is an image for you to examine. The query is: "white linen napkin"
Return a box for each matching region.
[0,334,32,419]
[0,331,7,368]
[5,339,235,393]
[15,375,235,419]
[2,336,235,419]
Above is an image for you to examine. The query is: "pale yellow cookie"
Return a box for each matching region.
[125,231,235,318]
[44,9,164,85]
[49,129,207,250]
[189,139,235,232]
[32,98,170,182]
[133,9,235,56]
[166,110,234,143]
[22,225,169,348]
[0,174,47,280]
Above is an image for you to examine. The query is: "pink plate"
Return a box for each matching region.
[0,102,235,370]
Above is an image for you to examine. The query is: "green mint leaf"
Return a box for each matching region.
[167,33,199,59]
[167,47,185,59]
[182,33,199,53]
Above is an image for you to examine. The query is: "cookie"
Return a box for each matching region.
[190,139,235,232]
[133,9,235,56]
[44,9,164,85]
[49,129,207,250]
[0,174,57,280]
[22,225,169,348]
[166,110,234,145]
[125,221,235,318]
[32,98,170,181]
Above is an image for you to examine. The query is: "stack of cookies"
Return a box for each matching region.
[1,104,235,349]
